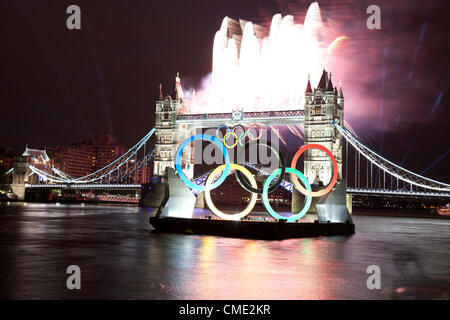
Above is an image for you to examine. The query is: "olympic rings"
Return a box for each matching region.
[234,140,286,194]
[215,125,230,139]
[175,134,230,192]
[205,164,258,221]
[174,131,339,223]
[290,143,338,197]
[223,132,238,148]
[216,124,262,147]
[262,167,312,221]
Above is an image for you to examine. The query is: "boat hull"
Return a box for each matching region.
[149,216,355,240]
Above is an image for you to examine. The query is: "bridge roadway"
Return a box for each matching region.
[346,188,450,198]
[25,183,142,190]
[176,109,305,127]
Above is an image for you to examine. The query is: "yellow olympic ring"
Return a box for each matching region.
[223,132,238,148]
[204,164,258,220]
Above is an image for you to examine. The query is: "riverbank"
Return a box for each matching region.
[352,208,450,220]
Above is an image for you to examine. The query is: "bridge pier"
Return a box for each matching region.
[346,193,352,214]
[140,177,169,208]
[292,179,336,214]
[194,191,205,208]
[316,179,353,223]
[292,179,353,221]
[11,184,25,201]
[11,155,28,201]
[291,187,320,214]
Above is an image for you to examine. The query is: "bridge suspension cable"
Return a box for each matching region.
[28,128,156,184]
[334,122,450,192]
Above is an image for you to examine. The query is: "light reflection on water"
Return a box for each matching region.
[0,202,449,299]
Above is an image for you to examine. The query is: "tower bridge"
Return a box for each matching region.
[9,70,450,211]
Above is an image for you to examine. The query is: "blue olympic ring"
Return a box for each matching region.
[215,125,230,140]
[175,134,230,191]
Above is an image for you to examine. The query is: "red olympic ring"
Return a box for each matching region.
[246,124,262,141]
[290,144,338,197]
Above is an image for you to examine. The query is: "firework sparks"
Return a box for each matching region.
[185,2,344,113]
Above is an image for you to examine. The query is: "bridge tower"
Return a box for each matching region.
[153,86,180,177]
[11,146,51,200]
[153,75,193,179]
[142,85,180,207]
[292,69,350,219]
[143,76,197,207]
[303,69,344,185]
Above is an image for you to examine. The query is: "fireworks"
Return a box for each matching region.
[186,2,344,114]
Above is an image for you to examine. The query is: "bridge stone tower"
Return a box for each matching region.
[11,146,52,200]
[11,156,27,200]
[153,91,180,177]
[143,79,197,207]
[303,69,344,185]
[292,69,348,216]
[153,76,193,178]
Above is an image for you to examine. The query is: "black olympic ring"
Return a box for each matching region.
[232,124,246,135]
[234,139,286,194]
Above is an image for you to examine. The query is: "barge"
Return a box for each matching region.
[149,216,355,240]
[148,168,355,240]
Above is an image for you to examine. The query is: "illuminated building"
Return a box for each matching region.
[47,134,150,182]
[304,69,344,185]
[48,144,93,178]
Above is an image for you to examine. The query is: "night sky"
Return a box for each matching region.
[1,0,449,181]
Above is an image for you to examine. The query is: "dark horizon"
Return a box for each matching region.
[1,0,449,181]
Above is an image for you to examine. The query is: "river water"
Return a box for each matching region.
[0,202,449,299]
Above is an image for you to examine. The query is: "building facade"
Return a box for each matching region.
[47,134,127,178]
[153,95,180,176]
[304,69,344,186]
